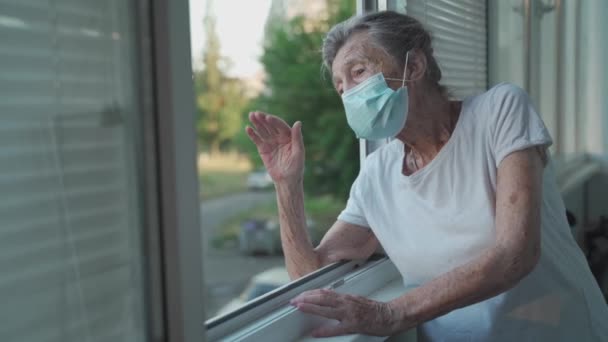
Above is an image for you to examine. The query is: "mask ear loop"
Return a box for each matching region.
[401,51,410,88]
[384,51,412,86]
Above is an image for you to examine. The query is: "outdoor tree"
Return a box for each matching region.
[195,1,248,154]
[238,0,358,199]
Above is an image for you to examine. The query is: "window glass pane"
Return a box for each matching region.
[387,0,406,12]
[0,0,149,341]
[190,0,357,319]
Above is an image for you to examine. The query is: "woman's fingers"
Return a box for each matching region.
[295,303,341,320]
[249,112,273,139]
[291,121,304,152]
[261,114,280,136]
[264,114,292,138]
[249,111,302,151]
[291,289,340,307]
[245,126,264,147]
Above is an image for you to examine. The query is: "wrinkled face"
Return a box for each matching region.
[331,32,402,95]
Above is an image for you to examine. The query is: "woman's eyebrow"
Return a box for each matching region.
[333,58,367,84]
[332,56,370,85]
[342,56,367,68]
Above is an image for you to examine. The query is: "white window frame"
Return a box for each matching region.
[145,0,206,341]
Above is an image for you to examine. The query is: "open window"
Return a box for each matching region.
[191,0,361,322]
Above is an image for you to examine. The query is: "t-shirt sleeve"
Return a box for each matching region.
[337,167,370,229]
[489,83,553,167]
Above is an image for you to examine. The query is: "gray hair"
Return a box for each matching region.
[322,11,444,92]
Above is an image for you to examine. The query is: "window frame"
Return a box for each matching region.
[135,0,166,339]
[142,0,206,341]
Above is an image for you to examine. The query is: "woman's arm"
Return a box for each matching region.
[276,181,378,279]
[290,147,544,337]
[247,112,378,280]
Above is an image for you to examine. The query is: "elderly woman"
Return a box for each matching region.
[245,11,608,341]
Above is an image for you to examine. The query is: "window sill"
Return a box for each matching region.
[207,257,415,341]
[298,278,416,342]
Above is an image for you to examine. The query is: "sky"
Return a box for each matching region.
[189,0,273,77]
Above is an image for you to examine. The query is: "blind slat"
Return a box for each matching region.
[406,0,487,98]
[0,1,144,341]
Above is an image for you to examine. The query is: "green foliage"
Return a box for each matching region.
[245,0,359,199]
[195,7,249,153]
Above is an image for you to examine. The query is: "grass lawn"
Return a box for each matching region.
[212,195,345,249]
[199,171,249,201]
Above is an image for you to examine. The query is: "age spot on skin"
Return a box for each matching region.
[509,193,518,205]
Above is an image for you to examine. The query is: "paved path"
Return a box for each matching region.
[200,191,283,318]
[200,191,276,235]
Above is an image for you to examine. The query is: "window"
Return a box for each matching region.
[0,0,150,341]
[191,0,359,320]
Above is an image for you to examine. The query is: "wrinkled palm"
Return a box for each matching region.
[246,111,305,184]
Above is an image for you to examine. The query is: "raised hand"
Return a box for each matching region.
[246,111,305,184]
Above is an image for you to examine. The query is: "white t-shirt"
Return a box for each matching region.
[338,83,608,341]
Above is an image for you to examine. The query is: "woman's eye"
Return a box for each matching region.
[354,68,365,76]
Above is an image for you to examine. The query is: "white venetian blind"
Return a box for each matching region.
[0,0,146,341]
[404,0,487,99]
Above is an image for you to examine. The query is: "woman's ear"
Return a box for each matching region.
[408,49,427,82]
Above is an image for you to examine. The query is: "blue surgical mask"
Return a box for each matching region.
[341,52,410,140]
